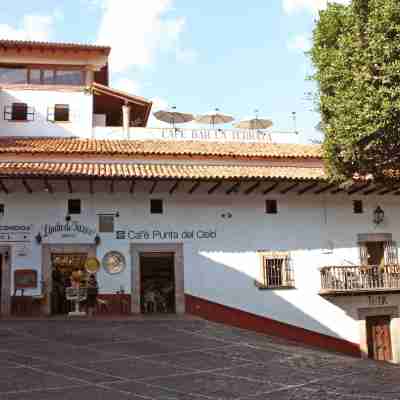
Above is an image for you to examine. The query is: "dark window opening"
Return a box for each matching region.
[266,199,278,214]
[99,215,114,233]
[353,200,363,214]
[150,199,163,214]
[0,204,4,216]
[11,103,28,121]
[54,104,70,122]
[68,199,81,215]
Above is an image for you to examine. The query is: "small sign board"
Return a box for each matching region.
[14,269,37,289]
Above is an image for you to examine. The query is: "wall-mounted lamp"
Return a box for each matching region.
[35,233,42,244]
[94,234,101,246]
[65,214,71,222]
[373,205,385,225]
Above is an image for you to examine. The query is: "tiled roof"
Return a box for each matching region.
[0,137,322,159]
[0,39,111,54]
[0,162,326,181]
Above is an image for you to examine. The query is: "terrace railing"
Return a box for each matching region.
[320,265,400,294]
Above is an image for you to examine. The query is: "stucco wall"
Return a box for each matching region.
[1,189,399,344]
[0,89,93,137]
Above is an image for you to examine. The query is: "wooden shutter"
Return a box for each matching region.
[359,242,369,265]
[384,241,398,265]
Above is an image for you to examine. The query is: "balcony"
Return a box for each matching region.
[320,265,400,294]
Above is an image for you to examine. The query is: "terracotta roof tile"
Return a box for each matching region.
[0,137,322,159]
[0,162,326,181]
[0,39,110,54]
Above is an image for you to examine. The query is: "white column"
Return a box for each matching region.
[122,104,131,138]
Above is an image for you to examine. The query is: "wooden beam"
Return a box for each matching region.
[67,179,73,194]
[149,181,157,194]
[314,183,335,194]
[89,180,94,195]
[280,182,299,194]
[263,182,279,195]
[331,186,345,194]
[0,179,9,194]
[22,179,32,194]
[244,182,260,195]
[129,180,135,194]
[208,181,222,195]
[43,179,53,194]
[110,180,115,194]
[297,182,318,195]
[169,180,180,195]
[226,181,241,195]
[347,183,370,195]
[188,181,201,194]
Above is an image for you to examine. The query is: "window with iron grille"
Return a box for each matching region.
[257,252,294,289]
[4,103,34,121]
[98,214,114,233]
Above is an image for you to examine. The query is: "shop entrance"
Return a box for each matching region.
[367,315,392,361]
[50,253,87,315]
[140,253,175,313]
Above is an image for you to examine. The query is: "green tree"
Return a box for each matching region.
[311,0,400,182]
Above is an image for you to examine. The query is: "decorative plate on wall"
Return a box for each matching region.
[102,251,126,275]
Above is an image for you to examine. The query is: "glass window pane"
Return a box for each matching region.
[42,70,54,84]
[0,67,28,84]
[29,69,41,84]
[55,70,84,85]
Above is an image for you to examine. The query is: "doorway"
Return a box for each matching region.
[50,253,87,315]
[366,315,392,361]
[366,242,384,265]
[140,253,175,313]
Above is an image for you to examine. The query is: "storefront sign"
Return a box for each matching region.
[42,222,96,238]
[0,225,31,243]
[116,229,217,241]
[368,295,388,306]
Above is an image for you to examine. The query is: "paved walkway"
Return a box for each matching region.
[0,318,399,399]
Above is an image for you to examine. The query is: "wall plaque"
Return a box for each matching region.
[14,269,37,289]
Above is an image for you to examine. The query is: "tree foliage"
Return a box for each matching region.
[310,0,400,182]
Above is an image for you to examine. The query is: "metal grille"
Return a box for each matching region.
[263,256,294,288]
[4,104,35,121]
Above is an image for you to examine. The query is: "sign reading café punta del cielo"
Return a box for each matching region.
[3,38,400,364]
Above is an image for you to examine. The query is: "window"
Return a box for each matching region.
[257,252,294,289]
[0,66,28,84]
[42,69,54,84]
[0,204,4,217]
[99,215,114,233]
[266,199,278,214]
[11,103,28,121]
[54,104,70,122]
[29,69,41,84]
[68,199,81,215]
[55,70,84,85]
[150,199,163,214]
[353,200,363,214]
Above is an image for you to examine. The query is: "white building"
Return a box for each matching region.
[0,39,399,363]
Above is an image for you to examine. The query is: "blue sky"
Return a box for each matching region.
[0,0,350,143]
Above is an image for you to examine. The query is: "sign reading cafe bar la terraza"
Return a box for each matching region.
[116,229,217,241]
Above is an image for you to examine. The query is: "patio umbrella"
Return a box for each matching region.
[153,108,194,128]
[195,108,234,127]
[233,117,273,130]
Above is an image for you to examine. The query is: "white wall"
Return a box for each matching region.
[2,188,399,343]
[0,89,93,138]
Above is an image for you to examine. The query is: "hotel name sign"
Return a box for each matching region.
[116,229,217,241]
[42,222,96,238]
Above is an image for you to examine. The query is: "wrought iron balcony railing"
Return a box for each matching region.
[320,265,400,293]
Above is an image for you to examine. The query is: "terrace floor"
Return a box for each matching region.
[0,317,399,399]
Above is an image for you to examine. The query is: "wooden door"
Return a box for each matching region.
[367,315,392,361]
[366,242,384,266]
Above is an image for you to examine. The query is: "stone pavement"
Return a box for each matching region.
[0,317,399,399]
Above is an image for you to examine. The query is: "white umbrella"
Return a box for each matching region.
[153,108,194,127]
[234,118,273,130]
[195,108,234,127]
